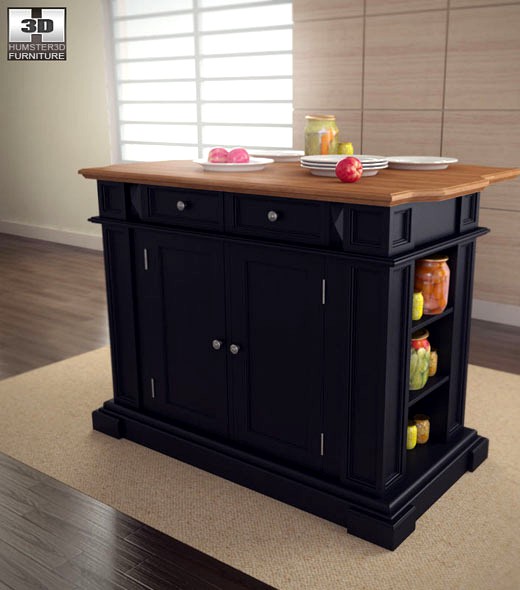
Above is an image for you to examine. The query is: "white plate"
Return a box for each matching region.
[300,161,388,170]
[303,166,382,178]
[301,154,387,165]
[194,157,274,172]
[248,150,304,162]
[386,156,458,170]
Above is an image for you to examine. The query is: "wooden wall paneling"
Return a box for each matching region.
[450,0,520,13]
[479,181,520,214]
[366,0,448,16]
[293,109,362,152]
[445,5,520,109]
[474,209,520,306]
[293,18,364,110]
[442,110,520,211]
[363,11,447,109]
[362,110,443,156]
[293,0,364,22]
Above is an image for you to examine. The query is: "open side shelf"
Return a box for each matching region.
[411,307,453,334]
[395,427,481,498]
[408,375,449,407]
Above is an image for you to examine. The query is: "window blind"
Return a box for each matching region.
[111,0,293,161]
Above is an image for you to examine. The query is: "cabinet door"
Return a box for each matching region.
[227,243,324,470]
[134,230,229,436]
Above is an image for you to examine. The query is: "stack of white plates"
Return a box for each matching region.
[300,155,388,177]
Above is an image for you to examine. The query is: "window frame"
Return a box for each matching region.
[105,0,294,162]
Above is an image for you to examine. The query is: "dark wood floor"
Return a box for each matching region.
[0,232,518,589]
[0,452,274,590]
[0,233,108,380]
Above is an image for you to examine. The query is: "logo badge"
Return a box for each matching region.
[8,8,67,61]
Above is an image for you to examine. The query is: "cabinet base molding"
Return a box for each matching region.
[93,400,488,550]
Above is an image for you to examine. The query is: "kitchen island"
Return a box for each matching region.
[79,161,519,549]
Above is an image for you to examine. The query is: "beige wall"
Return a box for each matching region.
[0,0,111,245]
[293,0,520,311]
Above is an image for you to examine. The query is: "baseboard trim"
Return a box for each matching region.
[0,220,102,250]
[472,299,520,327]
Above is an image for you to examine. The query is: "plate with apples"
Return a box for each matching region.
[300,154,388,181]
[195,147,274,172]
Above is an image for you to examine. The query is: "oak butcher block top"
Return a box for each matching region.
[79,160,520,207]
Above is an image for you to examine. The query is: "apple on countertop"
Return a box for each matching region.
[335,157,363,183]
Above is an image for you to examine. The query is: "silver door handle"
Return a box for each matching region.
[229,344,240,355]
[267,210,278,222]
[177,200,187,211]
[212,339,223,350]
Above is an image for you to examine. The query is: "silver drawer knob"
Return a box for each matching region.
[212,339,222,351]
[177,200,187,211]
[229,344,240,355]
[267,210,278,222]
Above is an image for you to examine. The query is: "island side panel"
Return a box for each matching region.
[101,221,141,408]
[330,259,408,495]
[447,241,477,438]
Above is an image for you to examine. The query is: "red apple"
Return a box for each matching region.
[227,147,250,163]
[208,147,229,163]
[335,157,363,183]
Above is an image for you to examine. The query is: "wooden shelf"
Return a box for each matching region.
[408,375,449,407]
[401,427,478,486]
[411,307,453,334]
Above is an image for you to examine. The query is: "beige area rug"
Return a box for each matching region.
[0,348,518,590]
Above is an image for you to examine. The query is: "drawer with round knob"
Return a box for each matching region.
[227,194,330,246]
[142,186,224,230]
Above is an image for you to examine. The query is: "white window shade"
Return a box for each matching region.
[110,0,293,162]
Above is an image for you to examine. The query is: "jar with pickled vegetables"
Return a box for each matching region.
[410,329,431,391]
[304,114,339,155]
[414,256,450,315]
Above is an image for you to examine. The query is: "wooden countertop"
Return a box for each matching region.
[78,160,520,207]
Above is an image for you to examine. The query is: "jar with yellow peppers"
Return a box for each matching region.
[406,421,417,450]
[304,114,339,155]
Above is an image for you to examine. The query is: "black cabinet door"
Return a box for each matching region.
[227,243,324,470]
[134,230,229,437]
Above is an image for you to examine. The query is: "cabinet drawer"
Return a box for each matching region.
[143,186,224,230]
[98,181,128,219]
[227,194,329,245]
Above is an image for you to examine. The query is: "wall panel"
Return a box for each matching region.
[292,0,520,315]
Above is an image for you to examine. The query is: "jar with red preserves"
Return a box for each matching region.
[414,255,450,315]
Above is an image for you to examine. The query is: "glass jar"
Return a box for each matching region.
[410,329,431,391]
[429,349,438,377]
[413,414,430,444]
[304,114,339,155]
[414,256,450,315]
[412,291,424,321]
[406,421,417,450]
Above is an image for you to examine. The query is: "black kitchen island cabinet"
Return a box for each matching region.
[80,161,520,549]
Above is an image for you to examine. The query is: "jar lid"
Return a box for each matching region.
[305,114,336,121]
[418,255,449,263]
[413,414,430,421]
[411,328,429,340]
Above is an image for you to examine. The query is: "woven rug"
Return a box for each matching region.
[0,347,518,590]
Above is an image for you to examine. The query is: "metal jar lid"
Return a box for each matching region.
[305,114,336,120]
